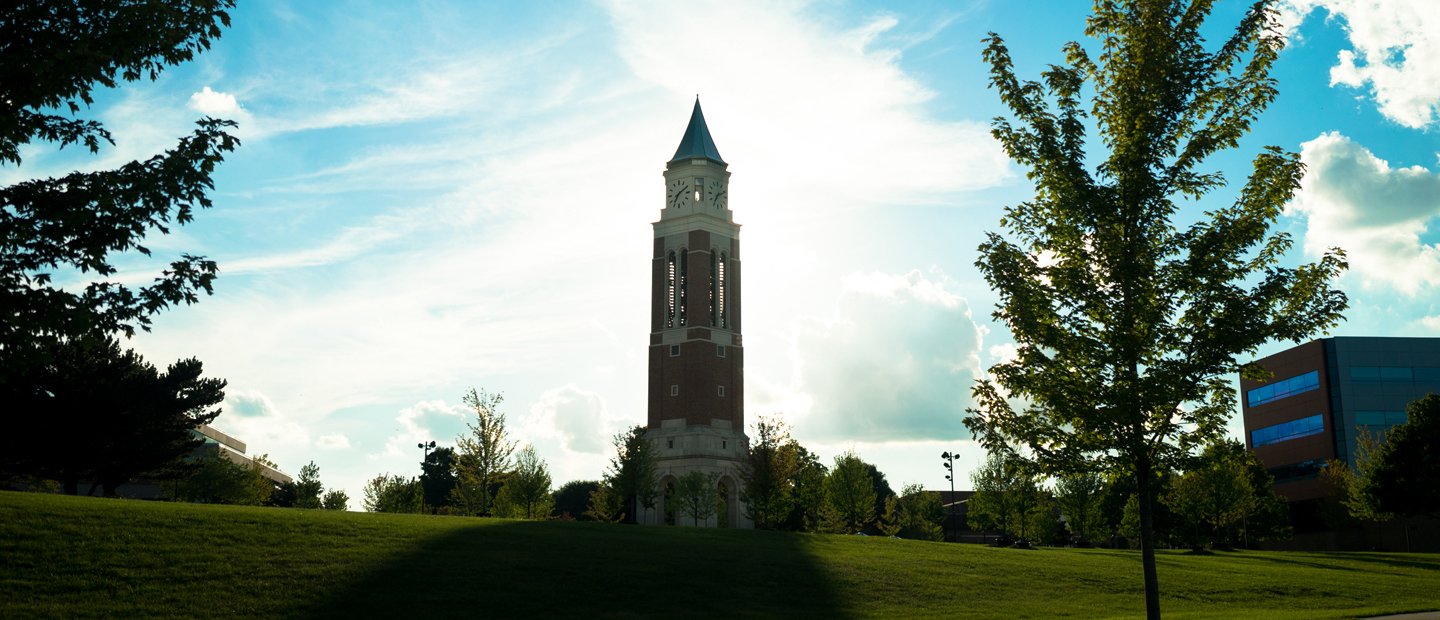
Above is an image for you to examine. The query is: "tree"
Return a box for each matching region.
[785,445,829,532]
[501,445,553,519]
[740,416,800,529]
[967,450,1049,545]
[1332,428,1394,523]
[1168,455,1249,550]
[1363,394,1440,518]
[673,470,719,526]
[0,1,239,378]
[603,426,658,523]
[1055,471,1106,545]
[293,461,324,509]
[419,446,457,511]
[884,483,946,541]
[823,451,877,533]
[965,1,1348,615]
[363,474,423,513]
[553,480,599,520]
[967,452,1017,538]
[171,455,262,505]
[452,389,515,516]
[322,490,349,511]
[584,481,625,523]
[1,338,224,495]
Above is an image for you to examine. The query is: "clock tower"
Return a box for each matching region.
[646,99,750,527]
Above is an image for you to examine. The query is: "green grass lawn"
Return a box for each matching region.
[3,491,1437,618]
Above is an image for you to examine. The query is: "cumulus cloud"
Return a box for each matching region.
[1289,132,1440,294]
[190,86,246,117]
[316,434,352,450]
[212,389,310,454]
[1281,0,1440,128]
[522,385,616,454]
[378,399,471,458]
[790,269,983,441]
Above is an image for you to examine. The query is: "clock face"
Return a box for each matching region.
[708,180,727,210]
[666,179,690,209]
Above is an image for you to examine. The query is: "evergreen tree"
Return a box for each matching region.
[2,338,224,495]
[419,446,457,511]
[966,1,1347,614]
[293,461,324,509]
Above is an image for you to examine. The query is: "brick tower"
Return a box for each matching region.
[646,99,749,527]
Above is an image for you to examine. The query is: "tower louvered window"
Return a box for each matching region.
[666,251,677,328]
[709,251,718,326]
[716,252,727,328]
[677,248,688,326]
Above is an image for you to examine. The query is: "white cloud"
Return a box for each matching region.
[378,399,471,459]
[316,434,352,450]
[212,389,311,457]
[1282,0,1440,128]
[189,86,247,118]
[522,385,617,454]
[1419,315,1440,333]
[788,269,983,441]
[1289,132,1440,294]
[605,0,1012,209]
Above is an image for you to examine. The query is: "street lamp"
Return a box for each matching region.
[418,441,436,513]
[941,451,957,542]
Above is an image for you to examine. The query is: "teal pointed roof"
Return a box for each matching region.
[669,98,725,165]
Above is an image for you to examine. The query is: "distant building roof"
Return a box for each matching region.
[669,98,725,165]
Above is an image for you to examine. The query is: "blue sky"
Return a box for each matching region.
[11,0,1440,507]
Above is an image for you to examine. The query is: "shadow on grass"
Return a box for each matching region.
[1230,550,1440,574]
[309,520,846,618]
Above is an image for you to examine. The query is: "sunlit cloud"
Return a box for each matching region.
[787,269,983,441]
[1290,132,1440,294]
[1281,0,1440,128]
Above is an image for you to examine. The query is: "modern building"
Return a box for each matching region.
[193,424,292,486]
[644,99,750,527]
[1240,336,1440,502]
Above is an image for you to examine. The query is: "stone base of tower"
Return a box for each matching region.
[642,419,752,528]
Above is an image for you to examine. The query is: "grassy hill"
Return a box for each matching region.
[3,492,1437,618]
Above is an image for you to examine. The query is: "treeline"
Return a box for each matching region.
[358,395,949,539]
[968,439,1289,550]
[363,389,554,518]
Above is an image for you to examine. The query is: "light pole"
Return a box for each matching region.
[941,451,957,542]
[418,441,436,513]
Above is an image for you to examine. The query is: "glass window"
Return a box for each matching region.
[1413,367,1440,381]
[1267,459,1326,483]
[1350,366,1379,381]
[1380,366,1413,381]
[1247,370,1320,407]
[1251,414,1324,447]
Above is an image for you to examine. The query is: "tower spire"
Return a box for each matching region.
[669,97,726,165]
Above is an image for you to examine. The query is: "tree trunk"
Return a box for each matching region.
[1137,458,1161,619]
